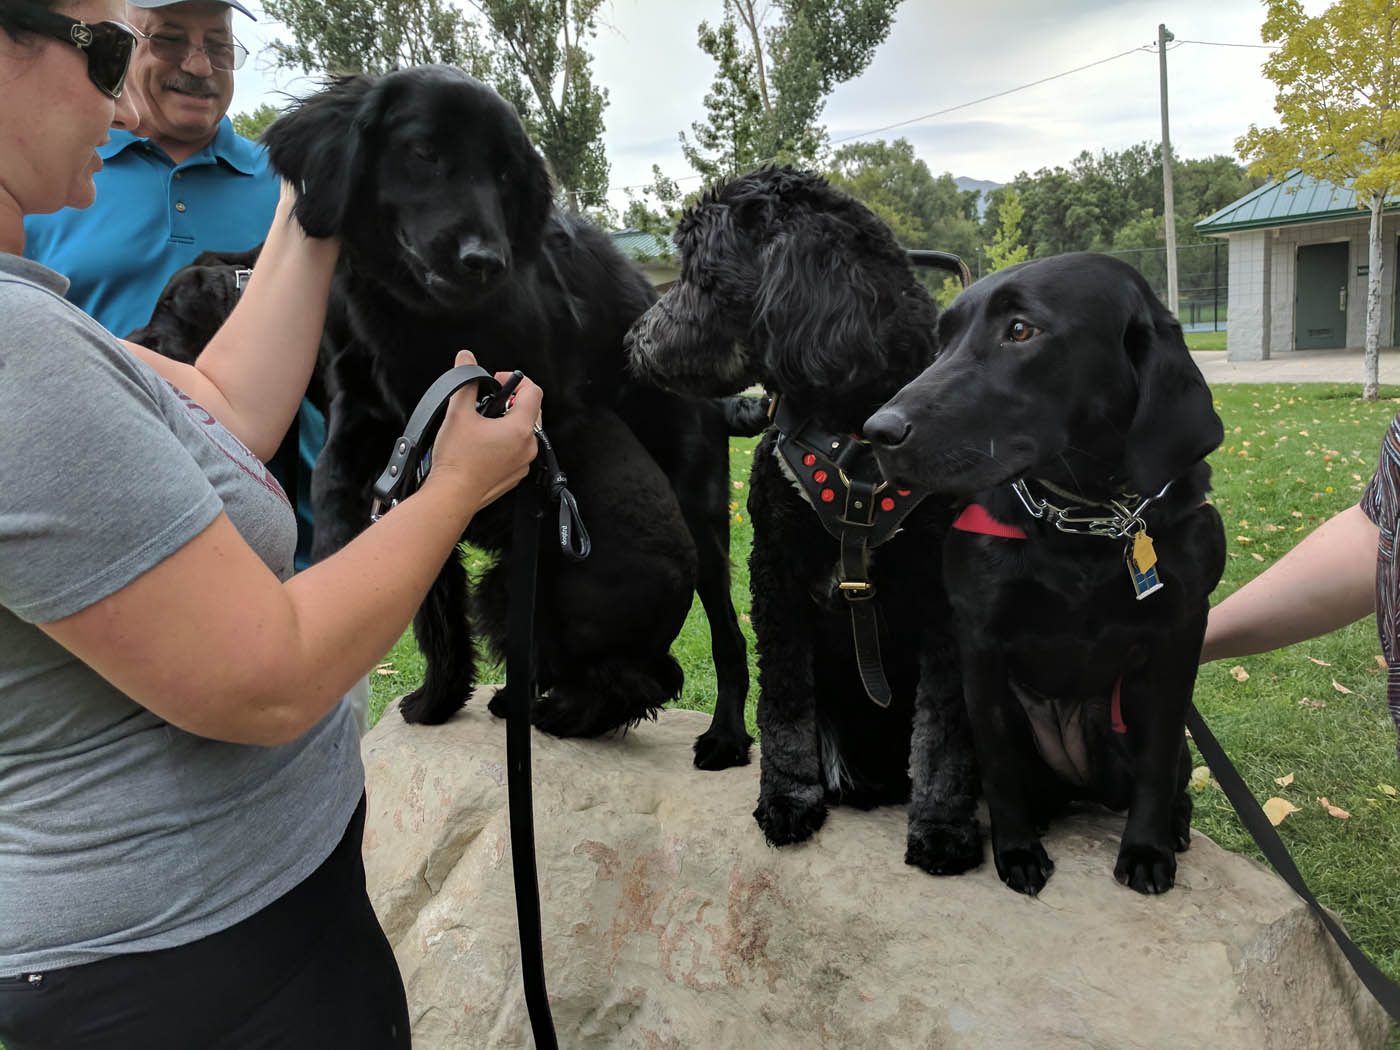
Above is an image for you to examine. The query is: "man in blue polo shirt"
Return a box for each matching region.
[23,0,324,576]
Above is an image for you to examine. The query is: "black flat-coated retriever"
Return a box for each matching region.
[626,166,982,876]
[866,252,1226,895]
[249,65,759,764]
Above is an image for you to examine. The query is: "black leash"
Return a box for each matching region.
[1186,703,1400,1020]
[372,364,588,1049]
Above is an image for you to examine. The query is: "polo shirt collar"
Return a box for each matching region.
[96,117,260,173]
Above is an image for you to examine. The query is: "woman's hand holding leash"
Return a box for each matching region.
[424,351,543,512]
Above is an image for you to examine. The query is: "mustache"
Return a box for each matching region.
[162,73,219,96]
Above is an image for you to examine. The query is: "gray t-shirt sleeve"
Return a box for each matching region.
[0,281,221,623]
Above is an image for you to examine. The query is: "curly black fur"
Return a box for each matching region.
[626,166,983,875]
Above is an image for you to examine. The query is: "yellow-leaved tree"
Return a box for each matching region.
[1236,0,1400,400]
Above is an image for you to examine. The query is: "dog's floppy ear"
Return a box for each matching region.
[261,74,387,239]
[1122,291,1224,494]
[754,212,883,391]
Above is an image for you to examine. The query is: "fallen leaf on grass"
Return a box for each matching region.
[1189,766,1214,790]
[1332,679,1354,695]
[1380,784,1397,797]
[1317,797,1350,819]
[1378,654,1389,670]
[1298,697,1327,708]
[1308,656,1332,667]
[1229,666,1250,682]
[1252,553,1265,561]
[374,663,397,676]
[1274,772,1295,787]
[1263,797,1300,825]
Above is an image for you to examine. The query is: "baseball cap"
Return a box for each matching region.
[126,0,257,20]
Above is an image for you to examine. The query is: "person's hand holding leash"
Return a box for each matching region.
[424,350,543,511]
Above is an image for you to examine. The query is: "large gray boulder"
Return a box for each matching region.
[361,697,1391,1050]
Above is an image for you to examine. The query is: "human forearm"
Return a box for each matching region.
[124,184,339,460]
[39,370,542,745]
[1200,503,1378,663]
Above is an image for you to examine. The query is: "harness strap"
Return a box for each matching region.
[772,398,926,706]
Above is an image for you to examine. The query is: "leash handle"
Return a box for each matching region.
[369,364,500,520]
[1186,703,1400,1020]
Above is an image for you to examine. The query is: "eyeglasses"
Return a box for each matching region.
[8,7,136,99]
[133,27,247,71]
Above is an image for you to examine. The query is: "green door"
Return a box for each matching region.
[1295,242,1348,350]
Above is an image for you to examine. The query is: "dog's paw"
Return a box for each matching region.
[1171,793,1193,853]
[993,843,1054,896]
[693,728,754,771]
[1114,843,1177,894]
[753,789,827,846]
[485,686,509,720]
[905,819,984,876]
[399,684,461,725]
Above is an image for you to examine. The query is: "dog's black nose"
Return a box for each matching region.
[457,240,507,281]
[864,408,911,448]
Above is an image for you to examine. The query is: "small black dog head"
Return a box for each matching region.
[866,252,1222,496]
[627,165,937,407]
[263,65,553,309]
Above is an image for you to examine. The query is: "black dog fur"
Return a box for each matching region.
[248,65,758,763]
[865,251,1226,895]
[126,247,261,365]
[626,166,983,875]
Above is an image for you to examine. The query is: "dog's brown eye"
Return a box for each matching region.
[1007,320,1041,343]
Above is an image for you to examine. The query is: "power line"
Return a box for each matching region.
[612,38,1275,197]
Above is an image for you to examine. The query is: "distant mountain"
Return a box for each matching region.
[954,176,1003,218]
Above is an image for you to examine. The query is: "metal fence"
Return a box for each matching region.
[1103,242,1228,331]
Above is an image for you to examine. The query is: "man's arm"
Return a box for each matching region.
[1200,503,1378,663]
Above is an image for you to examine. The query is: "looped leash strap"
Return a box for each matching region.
[1187,703,1400,1021]
[368,363,579,1050]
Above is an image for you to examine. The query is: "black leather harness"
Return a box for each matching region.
[771,395,928,707]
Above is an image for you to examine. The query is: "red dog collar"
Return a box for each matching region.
[952,503,1028,539]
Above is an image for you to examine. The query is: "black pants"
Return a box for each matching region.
[0,796,410,1050]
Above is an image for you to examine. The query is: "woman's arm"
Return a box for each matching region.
[1200,503,1379,664]
[123,182,338,461]
[39,359,542,746]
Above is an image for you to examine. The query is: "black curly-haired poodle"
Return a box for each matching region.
[626,166,982,875]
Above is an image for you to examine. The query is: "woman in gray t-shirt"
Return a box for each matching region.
[0,3,542,1047]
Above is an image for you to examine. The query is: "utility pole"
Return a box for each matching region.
[1158,23,1179,315]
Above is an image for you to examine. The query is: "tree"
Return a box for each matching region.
[1236,0,1400,400]
[467,0,610,211]
[261,0,611,212]
[232,102,281,141]
[261,0,488,74]
[680,0,901,182]
[984,187,1029,273]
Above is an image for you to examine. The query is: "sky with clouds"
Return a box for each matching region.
[228,0,1311,214]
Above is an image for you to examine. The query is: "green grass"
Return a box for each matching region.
[1184,329,1228,352]
[369,388,1400,1042]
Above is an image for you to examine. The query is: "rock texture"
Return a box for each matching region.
[361,696,1391,1050]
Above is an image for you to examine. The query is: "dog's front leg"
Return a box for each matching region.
[1114,629,1203,894]
[399,558,477,725]
[906,629,983,875]
[961,643,1055,894]
[748,514,825,846]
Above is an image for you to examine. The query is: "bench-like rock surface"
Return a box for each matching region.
[361,698,1390,1049]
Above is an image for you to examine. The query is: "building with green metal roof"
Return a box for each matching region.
[609,229,679,290]
[1196,171,1400,359]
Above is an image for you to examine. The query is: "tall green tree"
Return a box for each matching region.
[261,0,612,211]
[680,0,901,182]
[1236,0,1400,400]
[468,0,610,210]
[984,187,1029,273]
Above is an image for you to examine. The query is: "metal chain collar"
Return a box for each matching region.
[1010,478,1174,540]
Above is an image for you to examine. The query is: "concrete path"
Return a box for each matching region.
[1191,348,1400,386]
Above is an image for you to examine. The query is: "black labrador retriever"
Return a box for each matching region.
[251,65,759,763]
[865,251,1226,895]
[627,166,982,876]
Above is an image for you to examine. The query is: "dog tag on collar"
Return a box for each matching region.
[1126,528,1164,601]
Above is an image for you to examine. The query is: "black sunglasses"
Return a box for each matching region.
[9,6,136,99]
